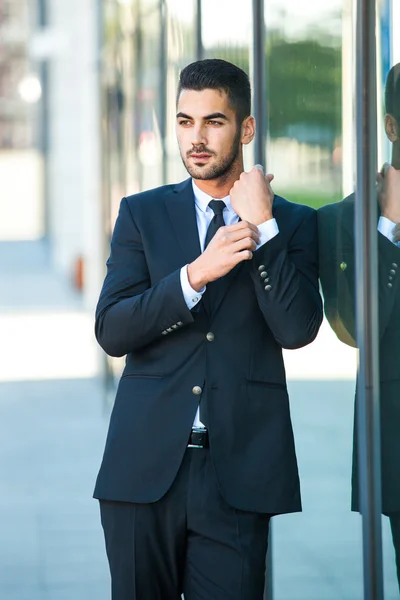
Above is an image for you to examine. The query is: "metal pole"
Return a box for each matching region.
[196,0,203,61]
[252,0,267,168]
[160,0,167,185]
[355,0,384,598]
[252,3,272,598]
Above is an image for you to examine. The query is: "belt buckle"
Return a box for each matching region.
[188,427,207,449]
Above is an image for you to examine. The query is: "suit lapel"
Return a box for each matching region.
[165,178,202,266]
[165,177,246,317]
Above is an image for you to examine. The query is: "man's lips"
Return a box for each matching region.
[189,153,212,160]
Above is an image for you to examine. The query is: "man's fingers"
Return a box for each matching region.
[253,164,274,184]
[233,249,253,264]
[224,220,259,235]
[218,227,259,245]
[232,237,258,253]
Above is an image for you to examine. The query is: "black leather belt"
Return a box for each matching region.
[188,428,209,448]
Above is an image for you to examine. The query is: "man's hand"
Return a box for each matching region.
[187,221,260,291]
[393,223,400,244]
[378,163,400,223]
[230,165,274,225]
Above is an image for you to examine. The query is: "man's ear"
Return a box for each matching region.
[384,113,399,143]
[241,116,255,146]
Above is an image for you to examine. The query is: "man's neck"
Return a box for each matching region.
[193,163,243,199]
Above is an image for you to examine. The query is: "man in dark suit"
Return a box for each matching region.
[94,58,323,600]
[318,63,400,590]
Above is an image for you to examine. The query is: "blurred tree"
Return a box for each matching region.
[267,37,341,146]
[207,32,342,148]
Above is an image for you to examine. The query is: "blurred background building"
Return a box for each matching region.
[0,0,399,599]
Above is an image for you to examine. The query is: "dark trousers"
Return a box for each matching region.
[389,513,400,592]
[100,448,271,600]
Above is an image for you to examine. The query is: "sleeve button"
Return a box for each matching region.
[264,285,272,292]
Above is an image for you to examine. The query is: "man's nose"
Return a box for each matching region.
[191,125,207,147]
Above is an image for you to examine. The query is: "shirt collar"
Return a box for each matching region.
[191,179,235,216]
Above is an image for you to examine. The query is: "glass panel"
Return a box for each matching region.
[165,0,197,183]
[201,0,254,169]
[100,0,199,382]
[263,0,364,598]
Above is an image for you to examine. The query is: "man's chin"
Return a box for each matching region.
[185,164,218,181]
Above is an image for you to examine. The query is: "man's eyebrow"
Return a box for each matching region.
[203,112,228,120]
[176,112,228,120]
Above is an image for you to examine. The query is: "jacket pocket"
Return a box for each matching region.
[121,373,164,380]
[246,379,286,390]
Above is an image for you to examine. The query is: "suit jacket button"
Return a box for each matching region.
[192,386,202,395]
[258,265,266,272]
[264,284,272,292]
[388,283,393,288]
[390,269,396,276]
[392,263,398,269]
[206,332,215,342]
[260,271,268,279]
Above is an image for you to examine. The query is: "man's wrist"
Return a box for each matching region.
[254,210,273,225]
[381,211,400,223]
[187,261,209,292]
[239,208,273,226]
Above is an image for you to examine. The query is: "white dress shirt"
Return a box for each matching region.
[378,216,400,247]
[180,179,279,428]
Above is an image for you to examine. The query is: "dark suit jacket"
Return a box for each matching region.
[318,194,400,514]
[93,178,323,515]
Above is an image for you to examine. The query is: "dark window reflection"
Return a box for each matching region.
[318,63,400,593]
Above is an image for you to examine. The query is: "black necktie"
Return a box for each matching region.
[199,201,226,428]
[204,200,226,248]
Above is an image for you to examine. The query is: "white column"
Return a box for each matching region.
[41,0,102,312]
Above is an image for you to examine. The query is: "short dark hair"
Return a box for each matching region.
[385,63,400,121]
[177,59,251,123]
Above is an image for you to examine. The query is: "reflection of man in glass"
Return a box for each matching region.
[318,63,400,589]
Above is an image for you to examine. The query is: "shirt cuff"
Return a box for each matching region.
[180,265,205,310]
[378,216,397,244]
[256,218,279,248]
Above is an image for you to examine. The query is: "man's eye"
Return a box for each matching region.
[179,120,191,126]
[208,120,222,126]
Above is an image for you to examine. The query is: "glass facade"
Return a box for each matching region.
[0,0,44,240]
[99,1,399,597]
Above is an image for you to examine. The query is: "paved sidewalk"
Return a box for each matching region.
[0,378,110,600]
